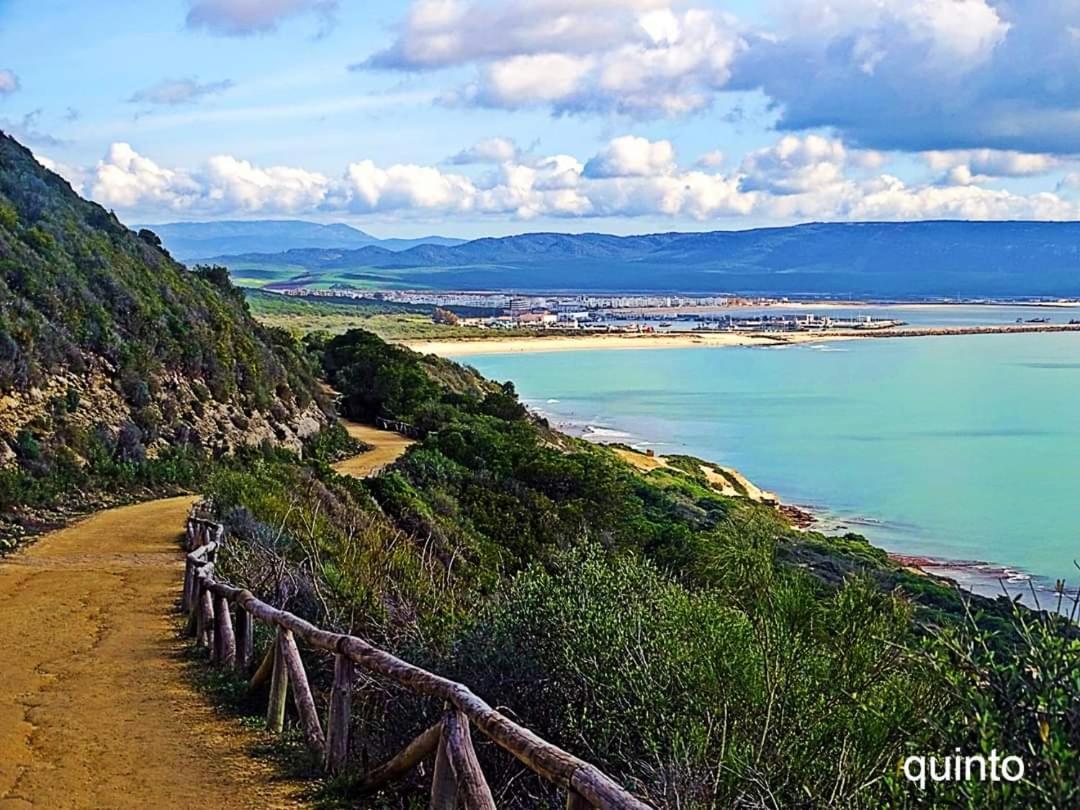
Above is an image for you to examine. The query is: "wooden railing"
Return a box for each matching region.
[182,508,652,810]
[375,416,425,439]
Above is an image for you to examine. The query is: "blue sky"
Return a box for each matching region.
[1,0,1078,238]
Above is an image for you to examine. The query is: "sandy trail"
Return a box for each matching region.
[0,496,308,810]
[332,421,415,477]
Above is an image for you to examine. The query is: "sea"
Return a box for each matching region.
[450,305,1080,604]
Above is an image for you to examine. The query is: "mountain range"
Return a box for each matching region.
[200,221,1080,299]
[141,219,465,261]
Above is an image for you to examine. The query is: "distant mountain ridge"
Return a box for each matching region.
[142,219,465,261]
[208,221,1080,298]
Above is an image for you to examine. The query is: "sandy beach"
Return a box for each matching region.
[402,322,1080,357]
[402,330,844,356]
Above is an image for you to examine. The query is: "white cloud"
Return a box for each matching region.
[736,1,1080,154]
[367,1,1080,155]
[91,144,203,211]
[64,137,1079,224]
[89,143,329,215]
[185,0,338,36]
[843,176,1076,222]
[203,155,329,212]
[1058,173,1080,192]
[366,0,744,116]
[0,69,19,96]
[740,135,849,195]
[781,0,1009,70]
[129,78,234,106]
[343,160,476,213]
[448,136,520,164]
[583,135,675,178]
[695,150,725,169]
[476,53,595,106]
[922,149,1060,184]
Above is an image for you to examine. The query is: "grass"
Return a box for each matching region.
[247,290,547,341]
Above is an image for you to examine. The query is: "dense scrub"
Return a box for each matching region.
[0,133,331,540]
[208,328,1080,808]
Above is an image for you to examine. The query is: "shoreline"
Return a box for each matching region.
[537,409,1055,606]
[403,322,1080,357]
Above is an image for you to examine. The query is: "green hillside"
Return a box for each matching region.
[0,133,333,541]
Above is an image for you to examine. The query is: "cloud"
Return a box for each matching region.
[583,135,675,178]
[366,1,1080,155]
[71,136,1079,224]
[1,109,66,147]
[185,0,338,36]
[342,160,476,213]
[740,135,849,195]
[364,1,744,116]
[695,150,725,169]
[129,78,234,106]
[922,149,1060,185]
[733,0,1080,154]
[90,143,329,214]
[448,136,520,164]
[738,135,886,194]
[0,69,18,96]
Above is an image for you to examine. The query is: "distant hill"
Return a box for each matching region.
[142,219,465,261]
[210,221,1080,298]
[0,133,331,476]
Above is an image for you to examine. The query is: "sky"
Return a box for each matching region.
[1,0,1079,239]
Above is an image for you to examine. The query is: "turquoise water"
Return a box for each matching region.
[456,332,1080,591]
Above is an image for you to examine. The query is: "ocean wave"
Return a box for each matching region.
[583,425,634,441]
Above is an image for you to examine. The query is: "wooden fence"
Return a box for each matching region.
[182,507,652,810]
[375,416,425,439]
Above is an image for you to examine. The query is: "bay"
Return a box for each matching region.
[454,330,1080,594]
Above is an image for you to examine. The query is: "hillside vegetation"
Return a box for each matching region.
[0,133,334,542]
[206,328,1080,809]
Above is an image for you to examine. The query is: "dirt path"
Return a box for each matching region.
[0,496,308,809]
[332,421,415,478]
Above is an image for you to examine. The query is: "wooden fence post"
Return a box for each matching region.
[443,710,495,810]
[266,626,289,733]
[213,595,236,667]
[199,586,216,655]
[192,578,205,642]
[182,559,194,613]
[250,642,275,690]
[186,575,200,637]
[431,724,457,810]
[234,607,253,672]
[280,629,326,756]
[324,653,353,774]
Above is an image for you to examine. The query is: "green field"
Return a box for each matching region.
[245,289,533,341]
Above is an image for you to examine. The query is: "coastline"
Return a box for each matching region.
[402,323,1080,357]
[540,408,1053,605]
[403,331,844,356]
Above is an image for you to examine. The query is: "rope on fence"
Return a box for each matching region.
[182,507,653,810]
